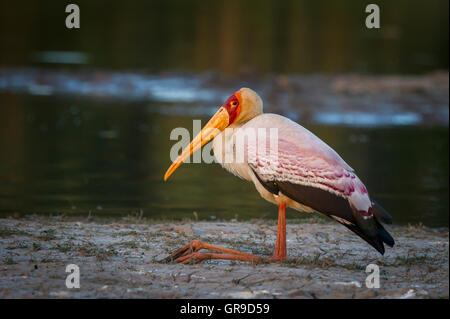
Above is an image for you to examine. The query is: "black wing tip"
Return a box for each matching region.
[372,200,393,224]
[379,225,395,247]
[343,207,395,255]
[368,235,385,255]
[370,201,396,252]
[372,223,395,255]
[331,216,394,255]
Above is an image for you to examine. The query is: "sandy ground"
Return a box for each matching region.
[0,216,448,299]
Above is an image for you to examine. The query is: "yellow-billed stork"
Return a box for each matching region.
[163,88,394,264]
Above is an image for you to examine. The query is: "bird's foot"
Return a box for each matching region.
[161,240,204,263]
[266,255,285,262]
[161,240,270,264]
[172,252,266,265]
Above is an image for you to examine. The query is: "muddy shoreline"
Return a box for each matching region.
[0,216,448,298]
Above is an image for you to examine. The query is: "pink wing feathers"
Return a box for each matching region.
[241,114,372,214]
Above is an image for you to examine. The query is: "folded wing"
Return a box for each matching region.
[242,114,394,254]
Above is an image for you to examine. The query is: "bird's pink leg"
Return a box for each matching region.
[162,202,288,264]
[273,202,287,261]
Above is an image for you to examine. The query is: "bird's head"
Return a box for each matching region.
[164,88,263,181]
[223,87,263,125]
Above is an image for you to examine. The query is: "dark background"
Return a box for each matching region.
[0,0,448,226]
[1,0,448,74]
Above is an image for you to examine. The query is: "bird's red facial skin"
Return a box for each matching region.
[223,92,241,125]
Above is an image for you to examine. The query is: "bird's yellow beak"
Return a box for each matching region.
[164,107,230,181]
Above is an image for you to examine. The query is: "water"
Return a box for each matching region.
[0,93,447,226]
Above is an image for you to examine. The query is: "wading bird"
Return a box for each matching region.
[163,88,394,264]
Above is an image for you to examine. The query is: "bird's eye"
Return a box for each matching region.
[231,101,238,107]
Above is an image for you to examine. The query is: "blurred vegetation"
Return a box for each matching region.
[0,0,448,74]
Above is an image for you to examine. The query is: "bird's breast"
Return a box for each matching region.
[212,129,253,181]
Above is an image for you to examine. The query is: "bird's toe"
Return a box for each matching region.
[161,240,203,263]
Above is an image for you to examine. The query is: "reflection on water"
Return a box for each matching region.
[1,68,448,127]
[0,93,448,226]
